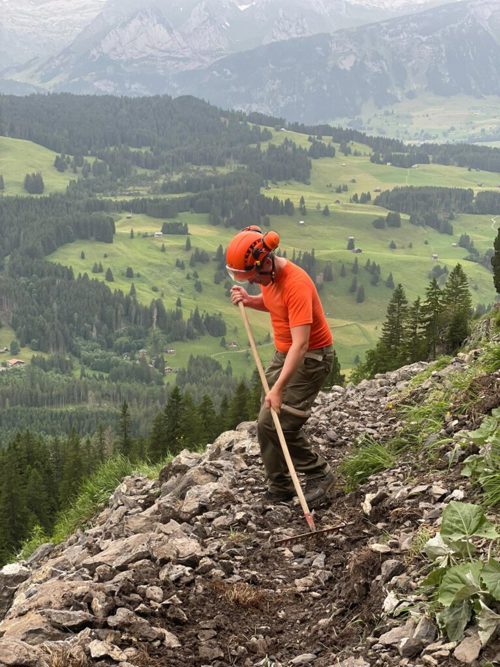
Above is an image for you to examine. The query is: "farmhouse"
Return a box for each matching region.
[7,359,25,367]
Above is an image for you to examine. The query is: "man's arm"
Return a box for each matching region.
[230,286,268,311]
[265,324,311,412]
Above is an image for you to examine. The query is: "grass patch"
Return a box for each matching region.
[339,437,397,490]
[50,455,167,545]
[212,581,272,609]
[480,342,500,373]
[403,356,453,393]
[0,136,75,195]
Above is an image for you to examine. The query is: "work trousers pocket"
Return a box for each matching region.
[265,349,333,422]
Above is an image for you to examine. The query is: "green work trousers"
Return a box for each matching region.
[257,346,333,493]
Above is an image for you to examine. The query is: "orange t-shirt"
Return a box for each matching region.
[261,261,333,353]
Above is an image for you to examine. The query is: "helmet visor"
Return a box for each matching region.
[226,265,258,283]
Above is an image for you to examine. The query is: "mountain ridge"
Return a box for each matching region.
[1,0,466,98]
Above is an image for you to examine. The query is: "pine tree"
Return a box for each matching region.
[323,263,333,282]
[322,350,345,389]
[385,272,395,289]
[59,432,83,504]
[227,381,250,429]
[443,264,472,316]
[0,175,4,190]
[180,392,203,449]
[421,278,444,359]
[403,298,426,363]
[118,401,132,457]
[218,395,230,432]
[352,258,359,274]
[492,228,500,294]
[185,236,192,251]
[198,394,219,444]
[0,446,30,563]
[105,267,114,281]
[442,264,472,352]
[376,284,409,371]
[165,387,185,455]
[356,285,365,303]
[148,407,168,463]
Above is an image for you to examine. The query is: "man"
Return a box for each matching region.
[226,225,334,507]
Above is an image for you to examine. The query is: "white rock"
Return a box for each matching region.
[89,640,127,661]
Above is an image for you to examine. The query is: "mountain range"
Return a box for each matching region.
[175,0,500,122]
[2,0,462,93]
[1,0,498,127]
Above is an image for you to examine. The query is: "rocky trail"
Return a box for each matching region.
[0,354,499,667]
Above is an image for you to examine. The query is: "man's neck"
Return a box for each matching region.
[273,256,287,278]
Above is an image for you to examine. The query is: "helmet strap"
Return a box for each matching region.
[256,254,276,283]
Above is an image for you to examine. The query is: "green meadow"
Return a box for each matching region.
[332,94,500,143]
[49,203,498,374]
[0,136,75,195]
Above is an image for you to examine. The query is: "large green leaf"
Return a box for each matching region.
[440,502,498,541]
[424,533,454,560]
[422,567,447,588]
[481,559,500,601]
[437,600,472,641]
[469,417,498,444]
[438,561,483,606]
[476,600,500,646]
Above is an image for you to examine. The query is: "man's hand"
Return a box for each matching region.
[230,285,250,306]
[264,385,283,413]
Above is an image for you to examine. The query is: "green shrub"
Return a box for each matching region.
[423,502,499,644]
[339,437,396,490]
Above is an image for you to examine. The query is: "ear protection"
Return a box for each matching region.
[242,226,280,266]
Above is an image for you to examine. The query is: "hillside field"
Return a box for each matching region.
[0,136,75,195]
[1,132,498,376]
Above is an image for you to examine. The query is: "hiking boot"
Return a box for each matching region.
[262,488,295,504]
[304,470,335,508]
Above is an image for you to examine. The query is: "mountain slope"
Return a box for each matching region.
[0,0,106,71]
[0,332,498,664]
[174,0,500,122]
[2,0,463,95]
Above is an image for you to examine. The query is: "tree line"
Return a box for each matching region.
[353,264,474,379]
[374,186,500,236]
[0,94,269,156]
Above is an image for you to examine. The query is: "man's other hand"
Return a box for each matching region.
[264,385,283,413]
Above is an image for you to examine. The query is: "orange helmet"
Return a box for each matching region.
[226,226,280,281]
